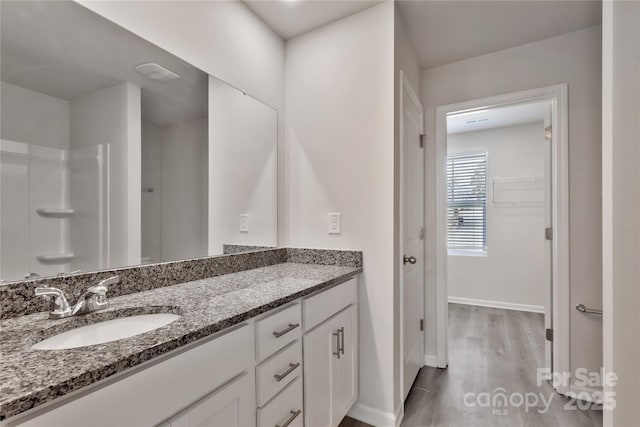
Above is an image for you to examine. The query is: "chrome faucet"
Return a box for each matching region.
[35,276,119,319]
[34,287,72,319]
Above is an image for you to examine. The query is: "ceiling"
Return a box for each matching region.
[397,0,602,69]
[1,1,208,127]
[244,0,601,68]
[243,0,382,40]
[447,100,549,134]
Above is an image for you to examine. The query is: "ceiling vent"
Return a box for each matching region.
[134,63,180,82]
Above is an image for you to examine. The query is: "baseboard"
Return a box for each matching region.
[348,402,402,427]
[448,296,544,313]
[423,354,438,367]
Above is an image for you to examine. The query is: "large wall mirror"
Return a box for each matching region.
[0,1,277,283]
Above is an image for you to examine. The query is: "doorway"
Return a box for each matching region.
[433,85,570,395]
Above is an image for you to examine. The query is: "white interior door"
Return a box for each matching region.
[401,72,424,399]
[543,104,553,375]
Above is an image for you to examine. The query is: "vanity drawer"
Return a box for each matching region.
[303,278,357,331]
[257,377,303,427]
[256,340,302,407]
[256,303,302,361]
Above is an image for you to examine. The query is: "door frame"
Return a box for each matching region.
[399,70,425,405]
[433,84,570,395]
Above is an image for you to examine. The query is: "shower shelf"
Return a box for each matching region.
[36,253,74,265]
[36,208,75,219]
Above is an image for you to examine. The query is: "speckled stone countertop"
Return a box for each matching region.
[0,261,361,420]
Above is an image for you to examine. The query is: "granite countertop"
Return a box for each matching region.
[0,262,361,420]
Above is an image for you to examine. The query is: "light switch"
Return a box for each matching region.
[328,213,341,234]
[240,214,249,232]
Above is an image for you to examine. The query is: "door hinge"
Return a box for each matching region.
[419,227,425,240]
[545,227,553,241]
[545,328,553,342]
[419,133,425,148]
[544,126,553,141]
[420,319,424,331]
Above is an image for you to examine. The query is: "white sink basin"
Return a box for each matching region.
[32,313,180,350]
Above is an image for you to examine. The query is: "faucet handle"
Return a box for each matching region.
[89,276,119,295]
[98,275,120,288]
[35,287,72,318]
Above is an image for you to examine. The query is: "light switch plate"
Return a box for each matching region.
[328,213,341,234]
[240,214,249,232]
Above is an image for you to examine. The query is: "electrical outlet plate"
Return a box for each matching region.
[240,214,249,232]
[328,213,341,234]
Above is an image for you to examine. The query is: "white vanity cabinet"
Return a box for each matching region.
[4,277,359,427]
[302,278,359,427]
[160,373,254,427]
[7,324,256,427]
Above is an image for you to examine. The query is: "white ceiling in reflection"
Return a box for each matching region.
[1,1,207,127]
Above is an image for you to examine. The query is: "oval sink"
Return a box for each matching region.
[32,313,180,350]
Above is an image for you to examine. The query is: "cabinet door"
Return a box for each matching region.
[167,373,255,427]
[303,318,336,427]
[304,305,358,427]
[331,305,358,426]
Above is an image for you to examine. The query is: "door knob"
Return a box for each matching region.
[403,255,417,265]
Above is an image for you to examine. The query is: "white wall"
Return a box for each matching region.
[285,2,396,422]
[422,26,603,379]
[602,1,640,425]
[70,82,141,270]
[0,81,69,149]
[447,122,546,310]
[160,118,208,262]
[208,77,277,255]
[75,0,286,244]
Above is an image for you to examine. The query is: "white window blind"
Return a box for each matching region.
[447,153,487,251]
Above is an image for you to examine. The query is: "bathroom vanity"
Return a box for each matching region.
[0,249,361,427]
[0,2,363,426]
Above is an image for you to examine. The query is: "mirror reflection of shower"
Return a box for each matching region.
[0,107,109,282]
[0,1,277,283]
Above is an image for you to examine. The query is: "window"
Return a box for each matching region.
[447,152,487,253]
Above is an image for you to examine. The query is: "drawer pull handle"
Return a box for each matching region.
[274,362,301,382]
[273,323,300,338]
[339,326,345,355]
[276,409,301,427]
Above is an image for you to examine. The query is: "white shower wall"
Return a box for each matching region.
[0,141,70,280]
[0,82,71,281]
[0,80,138,280]
[70,82,141,270]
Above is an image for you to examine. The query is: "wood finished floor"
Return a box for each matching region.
[339,303,603,427]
